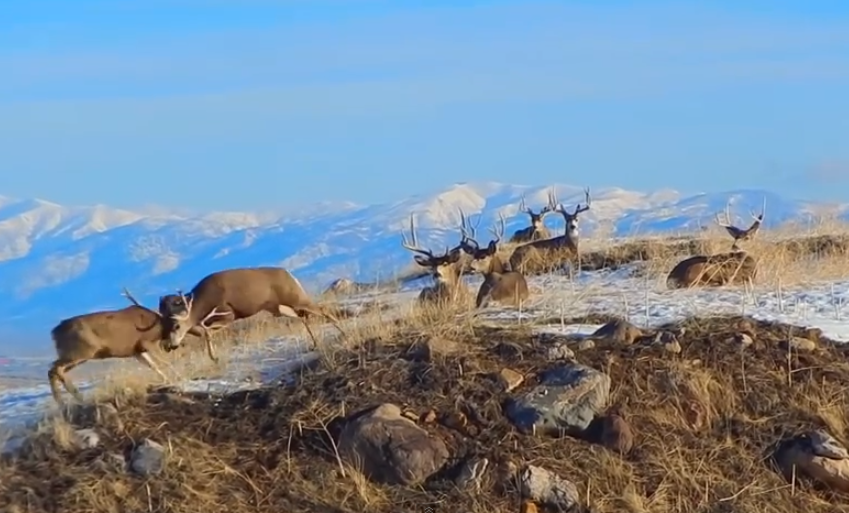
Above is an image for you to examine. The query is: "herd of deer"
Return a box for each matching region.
[46,189,766,405]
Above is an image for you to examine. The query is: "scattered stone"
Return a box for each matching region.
[407,336,463,362]
[592,318,645,346]
[454,456,489,491]
[732,332,754,347]
[781,337,816,352]
[497,368,525,392]
[775,429,849,493]
[337,403,449,486]
[520,501,539,513]
[664,339,682,354]
[421,410,437,424]
[505,363,611,435]
[130,439,167,476]
[71,428,100,450]
[439,410,468,432]
[519,464,580,511]
[403,411,419,422]
[546,342,575,361]
[577,339,595,351]
[95,452,128,473]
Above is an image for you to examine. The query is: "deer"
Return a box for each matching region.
[157,267,347,359]
[400,212,469,305]
[47,288,208,405]
[666,198,765,289]
[458,210,530,309]
[508,187,592,275]
[509,190,558,243]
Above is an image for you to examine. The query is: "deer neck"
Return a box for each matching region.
[487,255,506,275]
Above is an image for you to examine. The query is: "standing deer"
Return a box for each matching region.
[666,199,765,289]
[157,267,346,358]
[508,188,592,274]
[459,210,530,309]
[47,289,208,404]
[509,190,558,243]
[401,213,468,305]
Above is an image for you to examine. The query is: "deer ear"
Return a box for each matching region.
[413,255,431,267]
[487,241,498,254]
[447,248,462,263]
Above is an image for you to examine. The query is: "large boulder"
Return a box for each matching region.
[505,363,610,435]
[337,403,450,486]
[775,429,849,492]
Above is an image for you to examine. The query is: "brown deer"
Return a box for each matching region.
[47,289,208,404]
[157,267,346,358]
[509,190,558,243]
[508,188,592,274]
[459,210,530,309]
[666,199,765,288]
[400,212,468,305]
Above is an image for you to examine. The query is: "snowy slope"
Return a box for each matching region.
[0,182,846,335]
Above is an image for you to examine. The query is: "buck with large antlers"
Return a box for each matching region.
[47,289,208,404]
[666,198,765,288]
[157,267,346,358]
[401,213,469,305]
[509,190,558,243]
[508,187,592,275]
[459,210,530,309]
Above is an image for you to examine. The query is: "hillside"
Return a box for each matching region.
[0,183,845,333]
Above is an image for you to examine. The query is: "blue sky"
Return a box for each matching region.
[1,0,848,211]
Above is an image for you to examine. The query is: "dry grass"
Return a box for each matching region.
[4,306,849,513]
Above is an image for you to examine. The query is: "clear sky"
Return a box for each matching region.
[2,0,848,211]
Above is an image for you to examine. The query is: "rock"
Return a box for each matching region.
[577,339,595,351]
[421,410,437,423]
[520,501,539,513]
[95,452,128,473]
[591,414,633,455]
[439,410,468,432]
[663,338,682,354]
[592,318,644,346]
[497,368,525,392]
[775,429,849,492]
[732,332,754,347]
[546,342,575,361]
[337,403,449,486]
[403,411,419,422]
[519,465,580,511]
[130,439,167,476]
[407,336,463,362]
[71,428,100,450]
[780,337,816,352]
[454,456,489,491]
[505,363,611,435]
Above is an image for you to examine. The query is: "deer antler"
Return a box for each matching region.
[122,287,162,317]
[459,209,482,252]
[540,188,557,215]
[573,187,591,215]
[489,211,506,244]
[401,213,435,258]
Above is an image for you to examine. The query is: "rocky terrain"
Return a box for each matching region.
[3,313,849,513]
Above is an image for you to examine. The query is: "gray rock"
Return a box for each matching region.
[337,403,449,486]
[130,439,167,476]
[781,337,816,352]
[71,428,100,450]
[519,464,580,511]
[454,456,489,491]
[576,339,595,351]
[505,363,611,435]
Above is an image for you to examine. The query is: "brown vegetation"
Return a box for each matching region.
[6,311,849,513]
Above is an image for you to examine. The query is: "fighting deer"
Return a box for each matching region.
[715,197,766,249]
[47,289,207,404]
[459,210,530,309]
[157,267,346,358]
[509,190,558,243]
[666,199,765,289]
[508,188,592,274]
[401,213,468,305]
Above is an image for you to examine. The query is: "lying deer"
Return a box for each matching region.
[508,187,592,274]
[48,289,207,404]
[401,213,468,305]
[158,267,346,358]
[509,190,557,243]
[459,210,530,309]
[666,199,765,288]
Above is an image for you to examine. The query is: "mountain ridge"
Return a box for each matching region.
[0,182,847,338]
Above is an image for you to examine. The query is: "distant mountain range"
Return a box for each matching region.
[0,183,845,337]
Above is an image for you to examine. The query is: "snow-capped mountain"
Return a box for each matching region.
[0,182,845,338]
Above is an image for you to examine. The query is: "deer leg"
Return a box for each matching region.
[201,328,219,364]
[48,358,86,404]
[136,352,168,383]
[296,305,347,340]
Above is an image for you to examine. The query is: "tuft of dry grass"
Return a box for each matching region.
[5,309,849,513]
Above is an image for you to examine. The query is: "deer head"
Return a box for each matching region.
[458,209,505,274]
[157,290,230,350]
[714,197,766,250]
[401,213,464,287]
[555,187,591,237]
[519,190,557,230]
